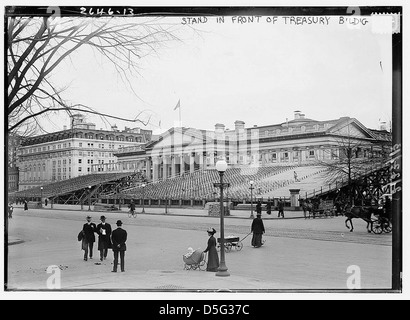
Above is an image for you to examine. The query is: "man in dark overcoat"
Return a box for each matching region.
[278,199,285,218]
[256,200,262,216]
[97,215,112,261]
[251,213,265,248]
[82,215,97,261]
[111,220,127,272]
[266,201,272,215]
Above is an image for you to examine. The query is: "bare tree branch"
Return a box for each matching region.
[7,15,184,136]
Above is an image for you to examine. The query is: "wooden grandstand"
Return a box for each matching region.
[117,164,321,201]
[13,172,144,205]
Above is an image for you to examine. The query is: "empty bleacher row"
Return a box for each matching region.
[14,172,137,198]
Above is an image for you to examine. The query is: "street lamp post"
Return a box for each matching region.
[249,180,255,219]
[88,185,92,211]
[40,187,43,208]
[141,184,146,213]
[215,159,230,277]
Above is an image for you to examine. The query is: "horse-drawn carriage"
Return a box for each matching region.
[302,199,335,219]
[344,205,392,234]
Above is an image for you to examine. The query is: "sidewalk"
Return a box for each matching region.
[11,203,306,220]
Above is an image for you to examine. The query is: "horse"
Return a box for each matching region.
[302,201,314,219]
[302,200,322,219]
[344,206,382,233]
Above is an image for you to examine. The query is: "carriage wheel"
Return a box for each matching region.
[372,222,383,234]
[199,259,206,271]
[383,220,392,233]
[236,241,243,251]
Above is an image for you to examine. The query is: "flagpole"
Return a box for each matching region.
[179,100,182,127]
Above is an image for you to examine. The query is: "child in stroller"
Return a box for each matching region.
[183,247,206,270]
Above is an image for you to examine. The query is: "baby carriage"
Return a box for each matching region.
[183,249,206,270]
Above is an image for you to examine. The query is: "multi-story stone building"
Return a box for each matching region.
[112,111,391,182]
[17,114,152,190]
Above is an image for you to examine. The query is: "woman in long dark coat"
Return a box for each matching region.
[203,228,219,272]
[251,213,265,248]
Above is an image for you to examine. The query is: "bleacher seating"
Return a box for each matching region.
[122,165,299,200]
[15,172,136,198]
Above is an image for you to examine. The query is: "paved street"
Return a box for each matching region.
[6,206,392,291]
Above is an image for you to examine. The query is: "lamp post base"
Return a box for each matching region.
[216,264,230,277]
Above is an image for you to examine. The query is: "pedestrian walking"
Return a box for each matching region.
[24,200,28,211]
[294,171,299,182]
[82,215,97,261]
[8,203,13,219]
[111,220,127,272]
[384,196,392,221]
[44,198,48,206]
[203,228,219,272]
[129,200,136,214]
[266,201,272,215]
[97,216,112,261]
[251,213,265,248]
[278,199,285,218]
[256,200,262,216]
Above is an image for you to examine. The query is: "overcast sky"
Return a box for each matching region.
[49,12,392,135]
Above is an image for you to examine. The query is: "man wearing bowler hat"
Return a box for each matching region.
[111,220,127,272]
[82,215,97,261]
[97,216,112,261]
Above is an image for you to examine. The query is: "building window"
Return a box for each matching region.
[78,167,82,172]
[309,150,315,157]
[79,142,82,147]
[78,159,82,164]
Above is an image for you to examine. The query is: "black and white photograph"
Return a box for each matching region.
[2,2,405,300]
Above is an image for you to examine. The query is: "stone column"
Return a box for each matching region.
[199,153,205,170]
[180,154,185,175]
[190,153,195,173]
[171,156,176,177]
[209,151,215,167]
[145,157,152,180]
[152,157,159,182]
[163,156,168,179]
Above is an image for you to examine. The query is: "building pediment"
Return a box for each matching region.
[146,127,210,153]
[327,118,376,140]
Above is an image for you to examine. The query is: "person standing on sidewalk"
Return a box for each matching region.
[251,213,265,248]
[97,215,112,261]
[266,201,272,215]
[111,220,127,273]
[8,203,13,219]
[278,199,285,218]
[82,215,97,261]
[256,200,262,216]
[203,228,219,272]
